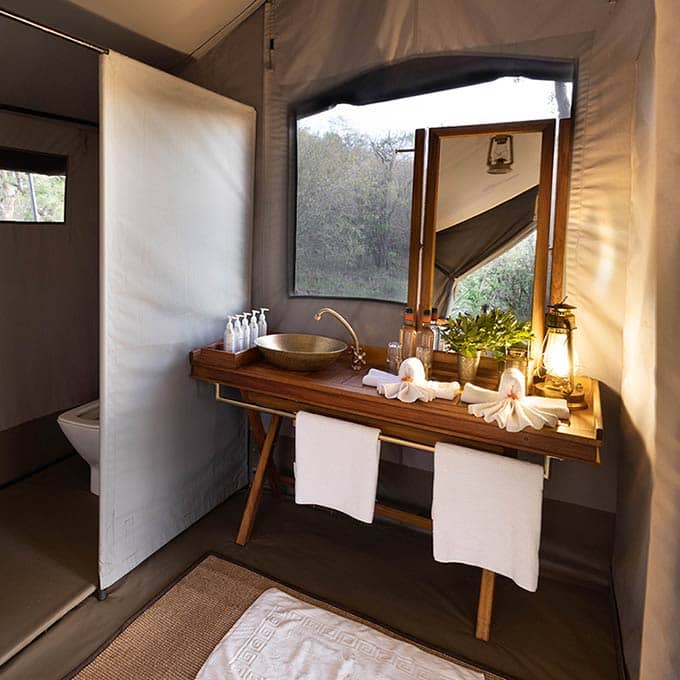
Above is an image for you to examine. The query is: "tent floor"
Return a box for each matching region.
[2,478,621,680]
[0,455,97,667]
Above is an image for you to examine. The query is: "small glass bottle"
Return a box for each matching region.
[399,307,417,358]
[416,309,435,351]
[416,309,435,379]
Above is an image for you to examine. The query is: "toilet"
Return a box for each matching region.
[57,400,100,495]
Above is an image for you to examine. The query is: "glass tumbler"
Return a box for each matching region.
[386,341,402,374]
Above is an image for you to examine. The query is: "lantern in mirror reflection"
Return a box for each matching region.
[535,301,586,409]
[487,134,514,174]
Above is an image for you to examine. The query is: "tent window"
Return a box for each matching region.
[291,56,574,303]
[294,124,414,303]
[0,147,68,223]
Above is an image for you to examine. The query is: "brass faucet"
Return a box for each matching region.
[314,307,366,370]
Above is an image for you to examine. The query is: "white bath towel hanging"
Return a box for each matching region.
[295,412,381,523]
[432,443,544,592]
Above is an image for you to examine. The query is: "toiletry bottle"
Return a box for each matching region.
[416,309,435,379]
[242,313,252,349]
[417,309,435,352]
[399,307,417,358]
[233,315,244,352]
[258,308,269,337]
[430,307,441,351]
[224,317,236,353]
[249,310,259,346]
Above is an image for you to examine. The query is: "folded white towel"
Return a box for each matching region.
[460,383,499,404]
[370,358,460,403]
[295,412,381,523]
[362,367,400,387]
[461,368,569,432]
[432,443,544,592]
[428,381,459,401]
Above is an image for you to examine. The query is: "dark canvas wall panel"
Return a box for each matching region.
[0,111,99,435]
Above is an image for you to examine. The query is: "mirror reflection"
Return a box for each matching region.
[434,131,543,321]
[418,120,558,349]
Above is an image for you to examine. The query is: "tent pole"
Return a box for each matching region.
[0,8,109,54]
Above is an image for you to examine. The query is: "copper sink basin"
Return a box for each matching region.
[255,333,348,371]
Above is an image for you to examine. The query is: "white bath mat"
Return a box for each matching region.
[195,587,484,680]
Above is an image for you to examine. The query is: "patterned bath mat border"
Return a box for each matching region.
[67,552,508,680]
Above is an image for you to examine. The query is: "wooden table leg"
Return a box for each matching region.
[475,569,496,641]
[246,408,280,497]
[236,414,282,546]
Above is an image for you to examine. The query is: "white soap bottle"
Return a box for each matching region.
[258,307,269,337]
[242,313,252,349]
[249,310,259,347]
[233,315,244,352]
[223,317,236,352]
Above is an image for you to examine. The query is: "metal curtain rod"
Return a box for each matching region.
[0,103,98,128]
[214,384,555,478]
[0,7,109,54]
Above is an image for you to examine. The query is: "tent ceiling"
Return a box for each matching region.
[67,0,262,55]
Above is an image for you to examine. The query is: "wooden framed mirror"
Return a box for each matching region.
[411,118,572,360]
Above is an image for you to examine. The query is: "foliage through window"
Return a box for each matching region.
[0,148,67,223]
[293,77,572,302]
[449,230,536,322]
[295,127,413,302]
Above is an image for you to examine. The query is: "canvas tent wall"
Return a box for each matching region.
[0,110,98,484]
[3,1,679,677]
[98,51,255,589]
[182,1,677,678]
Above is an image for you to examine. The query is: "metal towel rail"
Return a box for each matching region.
[214,384,556,478]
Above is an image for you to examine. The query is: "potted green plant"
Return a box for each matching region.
[440,308,532,383]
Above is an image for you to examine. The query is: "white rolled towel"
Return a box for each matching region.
[375,358,460,403]
[362,368,400,388]
[463,368,569,432]
[378,358,434,402]
[428,381,459,401]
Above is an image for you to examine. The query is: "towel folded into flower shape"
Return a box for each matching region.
[461,368,570,432]
[362,357,460,403]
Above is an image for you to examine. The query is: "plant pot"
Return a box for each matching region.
[457,352,481,385]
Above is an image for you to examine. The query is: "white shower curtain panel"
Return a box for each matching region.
[99,52,255,589]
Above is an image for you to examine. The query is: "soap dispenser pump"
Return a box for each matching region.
[224,317,236,353]
[258,308,269,337]
[242,313,252,349]
[249,310,260,346]
[233,315,244,352]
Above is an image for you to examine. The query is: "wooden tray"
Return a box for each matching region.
[190,340,260,369]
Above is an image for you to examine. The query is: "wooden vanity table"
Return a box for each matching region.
[190,341,603,641]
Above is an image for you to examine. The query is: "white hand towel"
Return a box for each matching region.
[379,380,437,402]
[462,368,569,432]
[429,381,459,401]
[295,412,381,523]
[461,383,500,404]
[373,357,460,403]
[362,367,400,387]
[432,443,544,592]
